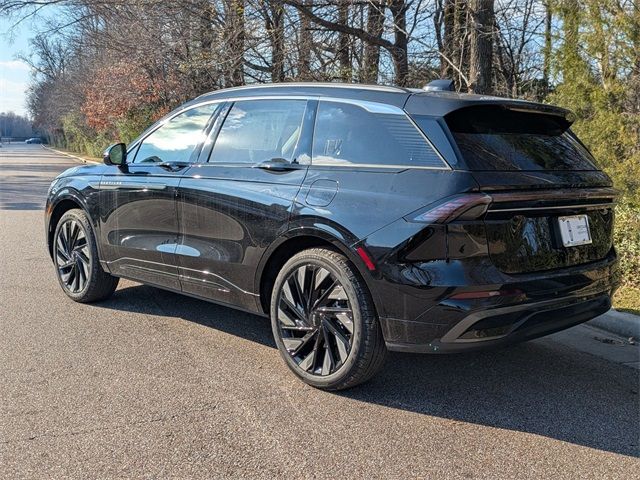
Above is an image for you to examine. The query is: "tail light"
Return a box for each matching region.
[405,193,492,224]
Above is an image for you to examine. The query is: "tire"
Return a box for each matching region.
[270,248,386,390]
[52,209,119,303]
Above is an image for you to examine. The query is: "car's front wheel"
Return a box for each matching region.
[53,209,119,302]
[270,248,386,390]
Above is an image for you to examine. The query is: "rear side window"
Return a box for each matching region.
[312,101,446,168]
[441,105,597,171]
[210,99,306,164]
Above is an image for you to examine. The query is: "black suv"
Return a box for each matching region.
[45,82,619,390]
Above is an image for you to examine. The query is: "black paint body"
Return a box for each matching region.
[45,84,619,353]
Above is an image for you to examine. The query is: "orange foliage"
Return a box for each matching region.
[82,61,178,131]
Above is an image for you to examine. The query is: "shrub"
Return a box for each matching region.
[614,203,640,289]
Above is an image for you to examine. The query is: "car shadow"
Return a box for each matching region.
[97,283,639,458]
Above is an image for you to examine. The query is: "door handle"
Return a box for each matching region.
[158,162,190,172]
[255,158,299,172]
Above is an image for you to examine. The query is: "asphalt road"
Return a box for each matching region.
[1,143,638,478]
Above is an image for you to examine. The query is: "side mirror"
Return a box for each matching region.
[103,143,127,166]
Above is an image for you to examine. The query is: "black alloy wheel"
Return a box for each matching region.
[53,209,119,302]
[277,263,354,376]
[271,248,386,390]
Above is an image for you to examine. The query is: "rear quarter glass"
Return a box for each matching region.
[413,105,598,171]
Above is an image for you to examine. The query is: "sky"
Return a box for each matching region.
[0,15,38,117]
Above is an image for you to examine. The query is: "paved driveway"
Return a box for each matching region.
[1,144,638,478]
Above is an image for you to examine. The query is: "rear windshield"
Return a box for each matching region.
[439,105,597,171]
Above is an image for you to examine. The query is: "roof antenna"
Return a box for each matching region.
[423,79,455,92]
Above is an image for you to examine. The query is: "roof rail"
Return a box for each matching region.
[196,82,411,99]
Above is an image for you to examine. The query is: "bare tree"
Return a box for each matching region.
[468,0,494,93]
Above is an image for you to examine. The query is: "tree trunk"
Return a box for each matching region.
[337,1,351,82]
[440,0,455,77]
[225,0,245,87]
[542,1,552,93]
[270,2,285,82]
[453,0,467,87]
[388,0,409,86]
[298,0,312,80]
[362,1,385,83]
[468,0,494,94]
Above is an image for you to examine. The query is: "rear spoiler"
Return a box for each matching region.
[404,92,574,124]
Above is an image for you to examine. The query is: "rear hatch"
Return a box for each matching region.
[420,104,616,274]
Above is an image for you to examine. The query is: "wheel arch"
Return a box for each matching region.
[255,227,378,316]
[47,191,91,259]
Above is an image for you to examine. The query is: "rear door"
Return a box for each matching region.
[99,103,220,288]
[175,98,314,310]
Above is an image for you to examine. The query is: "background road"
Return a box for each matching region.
[1,144,638,478]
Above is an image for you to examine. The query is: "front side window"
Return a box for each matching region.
[311,101,445,168]
[133,103,219,164]
[210,99,307,164]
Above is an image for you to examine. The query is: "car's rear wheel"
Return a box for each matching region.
[270,248,386,390]
[53,209,119,302]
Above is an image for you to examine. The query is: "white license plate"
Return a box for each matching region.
[558,215,592,247]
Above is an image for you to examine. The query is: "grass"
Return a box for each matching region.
[613,286,640,316]
[48,145,102,163]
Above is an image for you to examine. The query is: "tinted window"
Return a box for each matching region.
[439,106,597,171]
[134,103,218,164]
[312,101,445,168]
[210,100,307,164]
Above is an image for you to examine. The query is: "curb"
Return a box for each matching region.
[588,309,640,339]
[43,145,101,164]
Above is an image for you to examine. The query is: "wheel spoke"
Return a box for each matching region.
[335,312,354,334]
[309,267,332,310]
[76,249,90,265]
[321,327,337,374]
[79,258,89,288]
[301,265,316,313]
[289,329,318,356]
[280,296,307,325]
[76,262,85,291]
[69,221,79,250]
[323,318,351,358]
[68,264,77,291]
[58,259,74,270]
[56,246,71,263]
[280,325,315,332]
[312,281,342,310]
[64,221,73,251]
[57,231,69,256]
[289,273,306,315]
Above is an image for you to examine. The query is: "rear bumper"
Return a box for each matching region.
[383,292,611,353]
[377,251,620,354]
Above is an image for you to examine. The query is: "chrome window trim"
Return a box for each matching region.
[307,163,451,171]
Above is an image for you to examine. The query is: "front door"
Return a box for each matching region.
[176,98,315,310]
[99,102,220,289]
